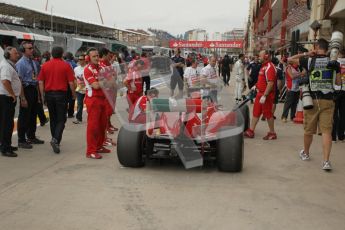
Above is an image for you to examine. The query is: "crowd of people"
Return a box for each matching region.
[0,42,46,158]
[1,41,344,172]
[0,42,170,159]
[242,39,345,171]
[0,43,125,158]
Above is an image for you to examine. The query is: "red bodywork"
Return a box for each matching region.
[147,98,238,140]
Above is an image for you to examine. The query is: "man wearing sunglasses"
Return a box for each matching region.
[16,41,44,149]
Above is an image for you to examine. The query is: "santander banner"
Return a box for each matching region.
[169,40,243,49]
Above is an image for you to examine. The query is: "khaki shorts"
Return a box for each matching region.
[303,99,335,135]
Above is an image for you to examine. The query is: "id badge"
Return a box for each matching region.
[32,72,37,80]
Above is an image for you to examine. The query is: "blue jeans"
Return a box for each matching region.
[76,92,85,122]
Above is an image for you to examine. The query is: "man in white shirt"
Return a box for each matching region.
[184,59,200,96]
[0,47,27,157]
[200,56,219,103]
[73,55,86,124]
[234,54,246,104]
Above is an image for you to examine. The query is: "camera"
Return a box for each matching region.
[301,85,314,110]
[298,77,314,110]
[329,31,343,61]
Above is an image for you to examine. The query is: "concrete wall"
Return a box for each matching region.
[308,0,345,46]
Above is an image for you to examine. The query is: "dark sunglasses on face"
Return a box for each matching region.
[25,47,33,50]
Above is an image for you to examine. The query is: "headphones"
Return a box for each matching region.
[3,46,14,60]
[19,44,25,53]
[18,41,32,53]
[85,47,97,63]
[85,55,90,63]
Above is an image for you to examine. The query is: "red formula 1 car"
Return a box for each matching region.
[117,90,250,172]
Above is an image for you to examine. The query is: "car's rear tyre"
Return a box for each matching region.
[216,133,243,172]
[117,125,145,167]
[239,104,250,131]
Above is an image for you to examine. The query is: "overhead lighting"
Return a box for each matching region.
[310,20,321,31]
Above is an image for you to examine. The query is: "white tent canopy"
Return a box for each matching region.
[0,28,54,42]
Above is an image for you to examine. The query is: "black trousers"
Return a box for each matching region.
[332,91,345,141]
[248,77,257,90]
[0,95,16,150]
[45,91,68,144]
[37,102,47,123]
[17,85,38,142]
[282,90,300,120]
[67,87,75,117]
[142,75,150,95]
[222,69,230,84]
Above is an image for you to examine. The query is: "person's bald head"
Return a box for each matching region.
[209,56,217,67]
[259,50,270,63]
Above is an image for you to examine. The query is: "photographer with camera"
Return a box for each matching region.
[289,38,342,171]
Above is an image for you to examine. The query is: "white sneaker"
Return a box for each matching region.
[299,150,310,161]
[322,161,332,171]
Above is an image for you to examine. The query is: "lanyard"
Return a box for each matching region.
[6,60,17,73]
[28,59,37,76]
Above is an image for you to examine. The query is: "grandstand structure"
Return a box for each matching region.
[0,2,153,55]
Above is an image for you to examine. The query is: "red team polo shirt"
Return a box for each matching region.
[252,61,276,119]
[99,59,111,67]
[256,61,276,97]
[38,58,75,91]
[128,95,147,123]
[84,63,105,98]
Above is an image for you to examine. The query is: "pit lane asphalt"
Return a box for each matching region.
[1,74,345,230]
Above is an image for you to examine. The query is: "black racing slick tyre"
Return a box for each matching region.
[239,104,250,131]
[216,133,244,172]
[117,124,145,168]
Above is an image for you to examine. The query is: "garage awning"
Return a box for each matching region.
[0,29,22,37]
[73,37,105,44]
[16,33,54,42]
[0,30,34,40]
[0,29,54,42]
[15,32,34,40]
[31,33,54,42]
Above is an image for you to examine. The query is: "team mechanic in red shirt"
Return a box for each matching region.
[99,48,118,147]
[128,87,159,124]
[38,46,76,154]
[83,48,111,159]
[124,59,144,109]
[244,50,277,140]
